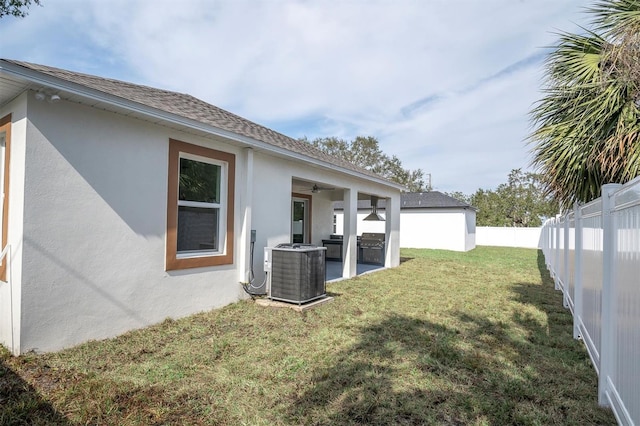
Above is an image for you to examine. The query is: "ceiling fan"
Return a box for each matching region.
[309,184,335,193]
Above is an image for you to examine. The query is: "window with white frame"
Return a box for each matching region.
[166,139,235,270]
[177,154,225,256]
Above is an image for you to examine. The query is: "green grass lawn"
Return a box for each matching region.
[1,247,616,425]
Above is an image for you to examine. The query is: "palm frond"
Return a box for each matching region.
[528,0,640,208]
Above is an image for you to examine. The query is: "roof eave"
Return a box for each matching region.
[0,60,405,191]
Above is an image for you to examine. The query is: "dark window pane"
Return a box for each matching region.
[179,158,220,203]
[293,200,305,221]
[177,206,219,252]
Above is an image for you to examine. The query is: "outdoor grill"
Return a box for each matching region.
[322,235,344,261]
[359,233,385,265]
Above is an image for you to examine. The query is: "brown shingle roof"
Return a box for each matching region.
[4,59,395,185]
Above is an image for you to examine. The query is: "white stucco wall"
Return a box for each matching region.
[333,212,386,235]
[18,97,250,353]
[476,226,542,248]
[400,209,474,251]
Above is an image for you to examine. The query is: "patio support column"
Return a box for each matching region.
[385,193,400,267]
[238,148,254,285]
[342,188,357,278]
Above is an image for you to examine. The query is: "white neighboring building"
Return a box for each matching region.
[0,60,404,354]
[334,192,476,252]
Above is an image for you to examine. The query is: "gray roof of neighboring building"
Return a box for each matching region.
[334,191,476,211]
[1,59,402,189]
[400,191,475,209]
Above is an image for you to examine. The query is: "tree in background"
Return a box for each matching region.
[0,0,40,18]
[306,136,429,192]
[446,191,470,204]
[529,0,640,208]
[448,169,559,227]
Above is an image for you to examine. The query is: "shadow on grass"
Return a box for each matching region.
[536,249,553,285]
[287,308,615,425]
[518,251,574,340]
[287,314,467,425]
[0,358,72,425]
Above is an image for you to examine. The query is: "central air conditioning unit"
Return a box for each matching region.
[264,243,326,304]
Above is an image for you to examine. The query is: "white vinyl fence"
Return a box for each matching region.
[476,226,542,248]
[541,181,640,426]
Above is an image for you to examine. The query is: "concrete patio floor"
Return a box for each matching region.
[325,260,385,282]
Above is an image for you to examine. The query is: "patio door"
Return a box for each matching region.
[291,195,311,244]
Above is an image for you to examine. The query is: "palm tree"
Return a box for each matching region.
[529,0,640,208]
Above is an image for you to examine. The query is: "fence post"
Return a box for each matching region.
[542,221,548,261]
[554,216,561,290]
[573,202,583,340]
[563,213,570,308]
[599,183,621,406]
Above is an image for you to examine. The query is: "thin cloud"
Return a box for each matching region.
[399,53,545,123]
[465,52,547,94]
[401,95,444,118]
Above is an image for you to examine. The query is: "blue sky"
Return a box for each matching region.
[1,0,589,193]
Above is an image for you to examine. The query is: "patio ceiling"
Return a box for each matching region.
[291,177,383,202]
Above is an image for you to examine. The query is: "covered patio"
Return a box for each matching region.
[290,177,401,282]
